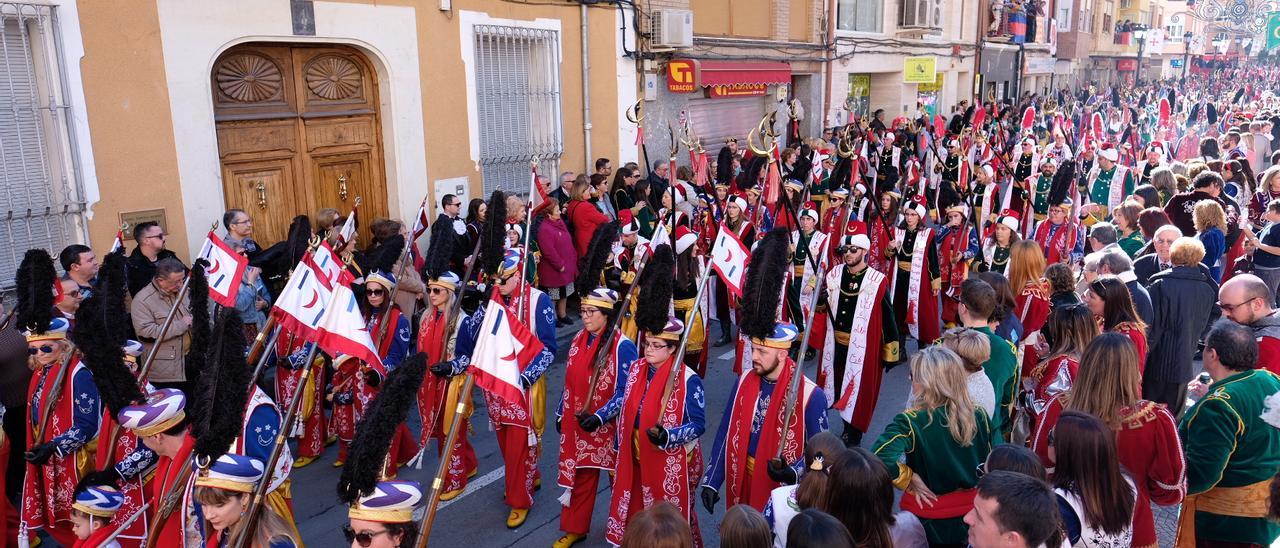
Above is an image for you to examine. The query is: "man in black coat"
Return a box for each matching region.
[1145,237,1220,416]
[126,221,181,297]
[1134,224,1181,287]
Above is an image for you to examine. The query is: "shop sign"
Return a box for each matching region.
[848,74,870,97]
[1171,58,1184,68]
[667,59,699,93]
[705,83,768,98]
[1025,57,1055,74]
[903,56,937,84]
[917,73,944,93]
[1116,59,1138,71]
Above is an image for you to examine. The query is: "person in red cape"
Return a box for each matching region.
[818,223,899,448]
[713,194,754,348]
[1033,198,1086,267]
[85,340,152,548]
[604,316,706,547]
[820,188,852,265]
[20,315,98,548]
[116,388,199,547]
[273,330,327,469]
[552,288,637,548]
[888,195,941,349]
[866,191,899,275]
[69,484,125,548]
[937,204,979,326]
[1010,240,1051,372]
[791,202,830,356]
[414,272,477,501]
[699,321,828,513]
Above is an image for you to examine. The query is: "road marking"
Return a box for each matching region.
[717,349,736,360]
[437,466,508,510]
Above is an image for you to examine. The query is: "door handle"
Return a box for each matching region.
[338,173,349,202]
[253,180,267,209]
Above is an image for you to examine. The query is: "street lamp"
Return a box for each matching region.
[1182,31,1193,84]
[1134,24,1148,86]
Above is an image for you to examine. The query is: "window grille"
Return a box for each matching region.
[898,0,940,30]
[0,2,86,290]
[473,25,563,197]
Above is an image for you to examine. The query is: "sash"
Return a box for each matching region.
[1035,221,1078,265]
[1109,165,1130,210]
[832,268,886,417]
[557,330,620,489]
[891,227,931,340]
[899,488,977,520]
[722,363,807,509]
[21,357,90,535]
[1174,479,1271,548]
[150,435,196,548]
[938,225,971,289]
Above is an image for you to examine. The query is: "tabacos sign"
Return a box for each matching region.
[667,59,700,92]
[706,83,767,98]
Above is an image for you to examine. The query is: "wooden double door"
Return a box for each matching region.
[213,43,388,247]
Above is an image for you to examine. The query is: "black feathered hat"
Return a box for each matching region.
[15,248,56,338]
[739,228,790,341]
[479,190,508,278]
[635,243,674,335]
[190,309,250,466]
[184,260,212,393]
[72,256,143,417]
[575,220,620,294]
[423,216,457,281]
[337,353,428,503]
[1048,159,1078,207]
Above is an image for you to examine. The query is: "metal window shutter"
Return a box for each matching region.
[0,7,81,289]
[685,95,767,160]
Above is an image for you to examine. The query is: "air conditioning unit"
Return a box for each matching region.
[652,9,693,48]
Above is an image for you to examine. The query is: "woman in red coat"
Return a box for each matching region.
[566,177,609,256]
[1083,276,1148,376]
[1031,333,1185,548]
[536,200,579,325]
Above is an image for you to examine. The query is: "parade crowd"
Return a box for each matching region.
[3,67,1280,548]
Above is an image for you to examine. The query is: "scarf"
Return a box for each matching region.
[722,361,806,509]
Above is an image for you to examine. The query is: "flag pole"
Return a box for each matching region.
[774,232,833,460]
[656,263,714,409]
[577,250,652,415]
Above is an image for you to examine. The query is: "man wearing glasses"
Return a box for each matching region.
[220,208,259,255]
[1215,274,1280,375]
[437,194,469,274]
[125,221,181,297]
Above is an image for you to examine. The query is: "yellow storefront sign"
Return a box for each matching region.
[849,74,870,97]
[903,56,936,84]
[918,72,944,93]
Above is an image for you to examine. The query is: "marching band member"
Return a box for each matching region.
[866,191,899,276]
[1029,157,1058,224]
[713,193,754,348]
[70,484,125,548]
[553,288,636,548]
[700,322,828,512]
[790,202,828,357]
[603,315,706,547]
[1083,143,1135,224]
[415,272,477,500]
[342,481,422,548]
[888,196,941,347]
[192,453,299,548]
[968,164,1001,236]
[19,247,95,548]
[978,211,1021,274]
[819,223,899,448]
[1034,198,1087,267]
[672,226,708,376]
[937,204,979,326]
[117,388,198,547]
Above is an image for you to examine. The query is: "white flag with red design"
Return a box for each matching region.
[196,231,248,308]
[469,287,544,412]
[334,205,358,248]
[710,224,750,298]
[110,230,125,254]
[314,270,386,376]
[271,252,334,340]
[310,241,344,285]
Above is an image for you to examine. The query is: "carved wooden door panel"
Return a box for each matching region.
[213,43,387,247]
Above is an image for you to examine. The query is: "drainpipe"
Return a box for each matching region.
[582,3,593,170]
[822,0,835,126]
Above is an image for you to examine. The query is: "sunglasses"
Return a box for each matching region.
[367,289,387,297]
[28,344,56,355]
[428,287,449,295]
[342,525,389,547]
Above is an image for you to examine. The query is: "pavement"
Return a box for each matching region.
[288,318,916,547]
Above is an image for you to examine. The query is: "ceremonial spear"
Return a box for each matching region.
[134,219,220,383]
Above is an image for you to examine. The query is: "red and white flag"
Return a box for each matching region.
[334,204,359,248]
[315,270,386,376]
[110,229,125,254]
[311,241,344,285]
[271,253,334,340]
[710,224,750,298]
[197,231,248,308]
[411,198,430,241]
[469,287,545,415]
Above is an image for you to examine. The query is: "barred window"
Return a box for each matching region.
[473,25,563,197]
[0,3,86,289]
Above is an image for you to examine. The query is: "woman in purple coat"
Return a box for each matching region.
[537,199,579,326]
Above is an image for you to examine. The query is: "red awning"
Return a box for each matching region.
[696,60,791,87]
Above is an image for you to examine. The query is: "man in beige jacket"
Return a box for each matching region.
[131,257,193,392]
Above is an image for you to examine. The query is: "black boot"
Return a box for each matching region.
[840,420,864,448]
[714,324,732,347]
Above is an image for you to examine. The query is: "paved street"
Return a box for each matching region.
[287,318,916,547]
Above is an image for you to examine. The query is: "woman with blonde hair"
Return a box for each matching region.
[1030,333,1184,548]
[939,327,995,418]
[1194,199,1228,281]
[873,345,993,546]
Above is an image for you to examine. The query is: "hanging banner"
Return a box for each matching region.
[1147,28,1166,55]
[903,56,937,84]
[1268,12,1280,51]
